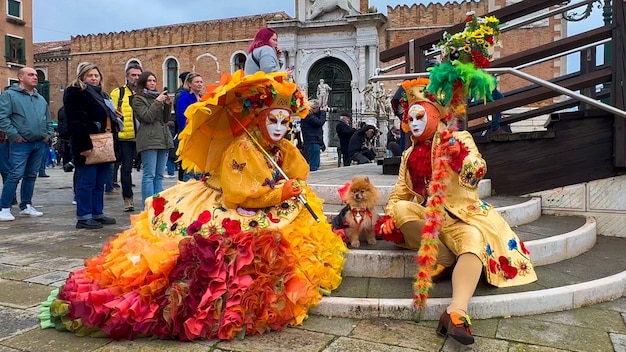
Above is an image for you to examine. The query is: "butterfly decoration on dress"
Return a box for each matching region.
[262,178,276,189]
[232,160,246,172]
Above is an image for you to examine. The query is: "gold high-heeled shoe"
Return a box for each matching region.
[436,311,474,345]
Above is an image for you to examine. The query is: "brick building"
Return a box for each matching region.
[1,0,34,90]
[34,0,564,129]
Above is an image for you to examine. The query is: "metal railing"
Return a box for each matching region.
[370,67,626,120]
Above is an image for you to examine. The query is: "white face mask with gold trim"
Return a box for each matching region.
[408,104,427,138]
[265,109,291,142]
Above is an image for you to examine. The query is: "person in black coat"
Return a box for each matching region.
[335,115,356,166]
[348,124,377,164]
[300,99,326,171]
[64,63,119,229]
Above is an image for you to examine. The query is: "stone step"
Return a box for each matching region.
[310,179,493,206]
[311,235,626,321]
[322,195,541,228]
[341,215,595,278]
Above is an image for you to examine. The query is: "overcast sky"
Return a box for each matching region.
[32,0,603,72]
[33,0,602,42]
[33,0,412,42]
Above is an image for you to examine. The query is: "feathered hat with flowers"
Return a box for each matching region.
[406,12,502,319]
[177,71,309,174]
[426,11,500,118]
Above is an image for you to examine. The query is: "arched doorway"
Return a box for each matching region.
[307,58,352,147]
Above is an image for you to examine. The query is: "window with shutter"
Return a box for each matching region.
[7,0,22,18]
[4,35,25,65]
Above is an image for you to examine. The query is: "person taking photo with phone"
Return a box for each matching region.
[131,71,173,210]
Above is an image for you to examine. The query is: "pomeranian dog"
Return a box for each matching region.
[332,176,380,248]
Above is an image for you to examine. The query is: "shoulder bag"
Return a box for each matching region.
[85,117,116,165]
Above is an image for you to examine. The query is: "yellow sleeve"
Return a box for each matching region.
[221,137,284,209]
[277,139,310,181]
[454,131,487,187]
[110,87,121,110]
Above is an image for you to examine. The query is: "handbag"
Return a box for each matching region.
[85,117,116,165]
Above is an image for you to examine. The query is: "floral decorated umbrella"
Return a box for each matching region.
[177,70,305,175]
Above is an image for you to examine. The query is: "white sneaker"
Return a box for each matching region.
[0,208,14,221]
[72,200,77,205]
[164,174,176,178]
[19,204,43,217]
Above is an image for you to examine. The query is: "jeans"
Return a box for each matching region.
[118,140,135,199]
[75,163,109,220]
[38,148,47,175]
[0,142,9,183]
[104,164,114,192]
[0,140,47,209]
[351,151,374,164]
[140,149,168,210]
[305,144,321,171]
[166,158,176,176]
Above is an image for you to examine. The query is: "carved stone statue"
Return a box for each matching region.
[307,0,360,21]
[316,79,332,108]
[362,83,375,113]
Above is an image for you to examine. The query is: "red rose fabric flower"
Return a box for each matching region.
[153,196,166,216]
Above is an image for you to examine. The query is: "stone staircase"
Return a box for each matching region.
[305,164,626,321]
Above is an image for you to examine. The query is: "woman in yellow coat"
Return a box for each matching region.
[381,78,537,345]
[40,71,347,341]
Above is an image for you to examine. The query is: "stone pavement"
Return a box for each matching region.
[0,166,624,352]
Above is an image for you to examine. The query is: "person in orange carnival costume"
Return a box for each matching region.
[39,71,347,341]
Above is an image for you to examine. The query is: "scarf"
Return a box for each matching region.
[143,88,160,99]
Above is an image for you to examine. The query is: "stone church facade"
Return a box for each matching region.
[34,0,564,145]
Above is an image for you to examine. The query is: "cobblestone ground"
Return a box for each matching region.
[0,166,624,351]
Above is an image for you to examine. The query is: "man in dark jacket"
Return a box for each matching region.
[348,124,377,164]
[0,67,53,221]
[300,99,326,171]
[335,115,355,166]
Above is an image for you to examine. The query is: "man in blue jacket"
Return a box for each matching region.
[300,99,326,171]
[0,67,53,221]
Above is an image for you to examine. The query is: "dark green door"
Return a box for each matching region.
[307,58,352,147]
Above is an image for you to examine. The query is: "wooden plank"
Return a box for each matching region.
[466,68,612,119]
[491,26,612,68]
[477,112,617,195]
[380,0,565,62]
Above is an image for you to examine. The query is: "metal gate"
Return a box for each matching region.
[307,57,352,147]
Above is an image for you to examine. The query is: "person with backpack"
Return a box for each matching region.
[244,27,289,75]
[109,63,142,211]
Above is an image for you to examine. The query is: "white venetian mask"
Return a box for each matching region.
[265,109,291,142]
[407,104,427,138]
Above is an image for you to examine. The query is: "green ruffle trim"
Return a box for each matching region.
[426,61,496,106]
[38,288,104,337]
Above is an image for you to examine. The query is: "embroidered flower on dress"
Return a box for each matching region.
[153,195,166,217]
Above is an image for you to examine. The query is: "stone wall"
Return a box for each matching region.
[383,0,563,97]
[529,175,626,238]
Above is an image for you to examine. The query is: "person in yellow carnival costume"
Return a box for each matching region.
[380,77,537,345]
[378,13,537,345]
[39,71,347,341]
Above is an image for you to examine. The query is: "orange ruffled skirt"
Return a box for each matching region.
[40,180,346,341]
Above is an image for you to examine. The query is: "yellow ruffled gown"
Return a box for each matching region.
[39,126,347,341]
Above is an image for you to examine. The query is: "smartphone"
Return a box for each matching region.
[163,87,169,93]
